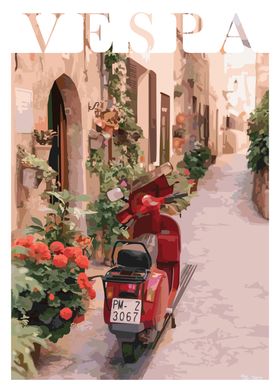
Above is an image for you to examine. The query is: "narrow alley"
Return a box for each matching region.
[36,151,269,380]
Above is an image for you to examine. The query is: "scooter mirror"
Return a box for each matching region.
[107,187,124,202]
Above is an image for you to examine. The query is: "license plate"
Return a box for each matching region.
[110,298,142,324]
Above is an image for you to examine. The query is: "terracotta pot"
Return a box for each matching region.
[252,167,269,219]
[211,155,217,164]
[31,343,41,366]
[34,144,52,161]
[22,167,43,189]
[176,113,185,125]
[94,231,105,263]
[190,179,198,193]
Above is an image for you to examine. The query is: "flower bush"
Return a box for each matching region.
[247,90,269,173]
[12,236,96,343]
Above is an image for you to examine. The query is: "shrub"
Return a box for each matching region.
[12,237,95,343]
[12,318,47,379]
[183,142,211,180]
[247,91,269,173]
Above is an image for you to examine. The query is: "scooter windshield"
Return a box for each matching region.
[131,162,173,192]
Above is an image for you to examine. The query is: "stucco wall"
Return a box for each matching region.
[12,52,102,233]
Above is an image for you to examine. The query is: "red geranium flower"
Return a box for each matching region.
[88,287,96,300]
[53,254,68,268]
[63,246,82,260]
[13,235,35,248]
[75,255,89,269]
[184,168,190,176]
[188,179,195,185]
[73,314,85,324]
[29,242,51,261]
[77,272,91,289]
[59,307,73,320]
[48,293,55,301]
[50,241,65,254]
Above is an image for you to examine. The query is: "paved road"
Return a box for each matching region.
[37,151,268,380]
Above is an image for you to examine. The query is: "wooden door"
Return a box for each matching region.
[160,93,170,164]
[59,105,68,190]
[48,82,68,190]
[149,71,157,163]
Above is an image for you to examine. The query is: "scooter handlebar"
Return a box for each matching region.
[164,192,188,204]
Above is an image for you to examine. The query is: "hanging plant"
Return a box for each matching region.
[18,145,57,189]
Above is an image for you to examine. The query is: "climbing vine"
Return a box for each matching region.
[104,48,143,166]
[86,152,144,257]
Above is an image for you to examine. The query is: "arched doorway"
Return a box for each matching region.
[47,74,83,196]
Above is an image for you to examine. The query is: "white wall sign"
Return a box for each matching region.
[15,88,33,133]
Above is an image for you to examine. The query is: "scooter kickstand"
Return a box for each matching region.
[171,315,176,329]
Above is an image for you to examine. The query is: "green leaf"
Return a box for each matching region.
[74,194,92,202]
[45,191,66,204]
[24,225,44,235]
[39,307,59,324]
[12,246,29,256]
[31,217,43,227]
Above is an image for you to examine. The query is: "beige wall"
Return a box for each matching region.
[129,52,174,166]
[256,53,269,105]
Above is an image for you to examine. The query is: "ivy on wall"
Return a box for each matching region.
[104,48,143,166]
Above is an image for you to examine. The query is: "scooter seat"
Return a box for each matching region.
[117,249,151,269]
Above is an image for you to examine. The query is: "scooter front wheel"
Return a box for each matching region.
[121,340,144,363]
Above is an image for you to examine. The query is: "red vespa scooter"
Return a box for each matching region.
[90,163,188,362]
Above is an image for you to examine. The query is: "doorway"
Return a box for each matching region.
[160,93,170,164]
[48,81,68,190]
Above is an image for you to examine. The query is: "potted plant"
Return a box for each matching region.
[173,128,186,153]
[183,142,211,192]
[18,146,57,189]
[174,84,184,98]
[88,128,105,150]
[12,235,96,345]
[33,129,57,161]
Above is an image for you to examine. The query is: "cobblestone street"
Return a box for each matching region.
[37,151,269,380]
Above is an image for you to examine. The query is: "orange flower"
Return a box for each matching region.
[63,247,82,260]
[75,255,89,269]
[88,287,96,300]
[77,272,91,289]
[53,254,68,268]
[50,241,65,254]
[13,235,35,248]
[74,235,92,249]
[59,307,73,320]
[29,242,51,261]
